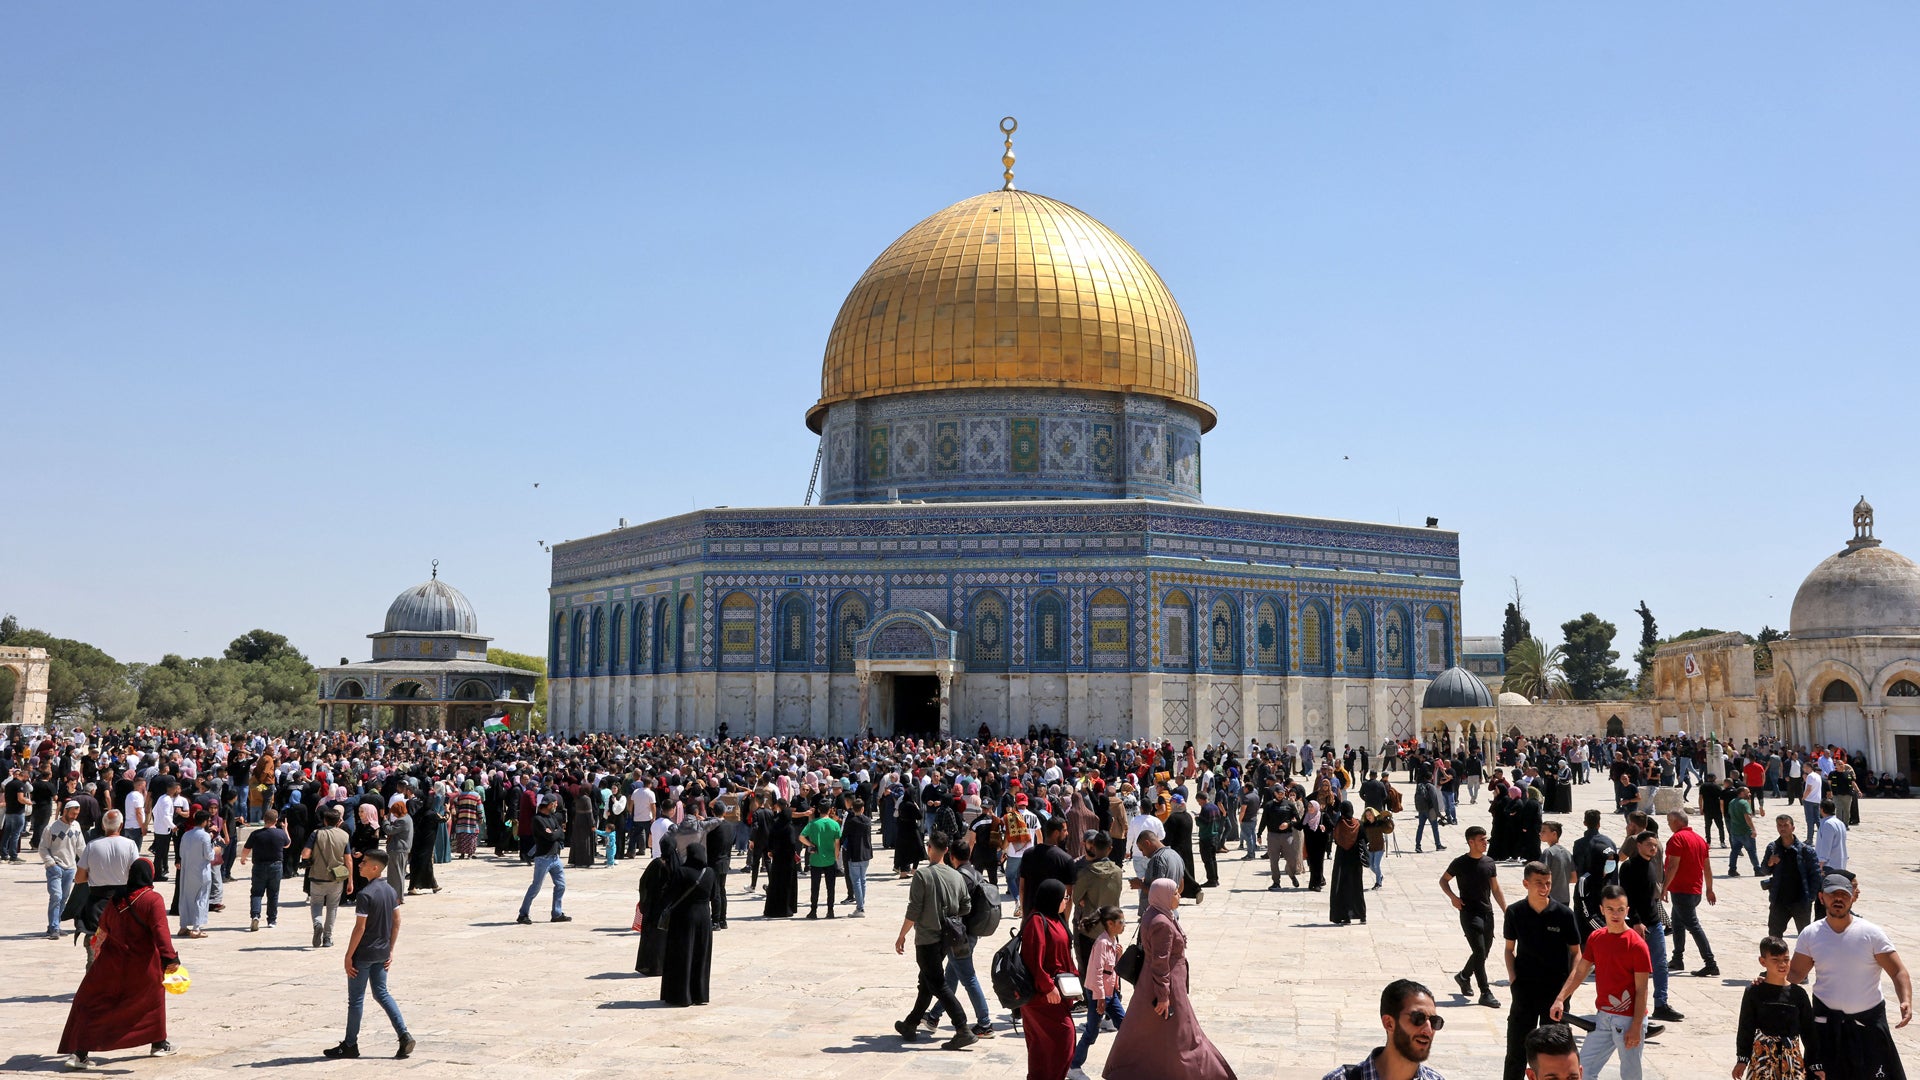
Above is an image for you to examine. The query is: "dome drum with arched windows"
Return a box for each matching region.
[316,568,539,732]
[545,122,1464,746]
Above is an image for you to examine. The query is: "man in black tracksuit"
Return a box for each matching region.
[1501,860,1581,1080]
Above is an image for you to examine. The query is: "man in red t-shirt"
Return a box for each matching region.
[1662,810,1718,977]
[1552,884,1652,1080]
[1741,759,1767,811]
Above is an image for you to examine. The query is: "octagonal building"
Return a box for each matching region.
[546,130,1463,746]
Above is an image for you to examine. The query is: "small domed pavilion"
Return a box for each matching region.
[316,565,538,731]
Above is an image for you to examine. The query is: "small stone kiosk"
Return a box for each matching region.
[317,566,538,731]
[1420,665,1496,750]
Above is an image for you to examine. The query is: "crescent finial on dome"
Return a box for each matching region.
[1000,116,1017,191]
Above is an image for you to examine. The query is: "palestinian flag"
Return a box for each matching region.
[482,710,511,733]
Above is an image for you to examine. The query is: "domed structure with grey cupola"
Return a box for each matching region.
[314,562,538,732]
[1423,665,1494,709]
[384,566,480,634]
[1789,498,1920,640]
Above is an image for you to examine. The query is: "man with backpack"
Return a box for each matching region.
[892,830,976,1051]
[931,837,1000,1040]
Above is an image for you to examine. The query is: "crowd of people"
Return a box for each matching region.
[4,721,1912,1077]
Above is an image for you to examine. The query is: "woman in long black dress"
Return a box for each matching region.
[761,802,800,917]
[1302,799,1329,892]
[568,786,597,869]
[635,843,684,976]
[408,795,441,893]
[1327,801,1368,925]
[893,787,925,877]
[660,846,717,1007]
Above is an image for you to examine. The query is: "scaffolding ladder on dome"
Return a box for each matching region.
[803,435,824,505]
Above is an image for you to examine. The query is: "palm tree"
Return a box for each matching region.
[1504,637,1571,701]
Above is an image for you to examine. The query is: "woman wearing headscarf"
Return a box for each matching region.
[568,783,597,869]
[383,795,413,901]
[1102,879,1237,1080]
[431,782,453,865]
[635,840,685,976]
[452,781,485,859]
[1326,800,1368,926]
[59,858,180,1068]
[280,789,311,879]
[350,801,383,898]
[893,784,926,877]
[1302,797,1329,892]
[761,799,800,918]
[1020,877,1079,1080]
[659,844,718,1007]
[408,791,441,894]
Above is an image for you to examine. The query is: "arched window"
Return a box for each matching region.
[653,600,671,671]
[1209,597,1239,671]
[1089,588,1129,668]
[1300,601,1328,674]
[550,612,566,675]
[1423,605,1450,673]
[720,592,756,667]
[1033,592,1065,665]
[630,602,645,674]
[1382,606,1411,678]
[570,611,588,675]
[1254,598,1283,671]
[1822,680,1859,703]
[778,594,809,667]
[611,607,627,673]
[1890,678,1920,698]
[833,593,868,671]
[970,592,1007,670]
[677,595,697,669]
[1162,591,1192,669]
[1343,603,1373,675]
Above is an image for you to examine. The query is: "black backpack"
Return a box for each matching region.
[989,926,1034,1009]
[964,873,1002,938]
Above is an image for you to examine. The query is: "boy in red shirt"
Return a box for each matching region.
[1551,884,1651,1080]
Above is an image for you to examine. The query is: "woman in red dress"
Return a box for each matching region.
[1021,877,1079,1080]
[60,857,181,1069]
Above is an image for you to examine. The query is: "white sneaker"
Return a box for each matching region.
[1068,1069,1091,1080]
[63,1054,90,1071]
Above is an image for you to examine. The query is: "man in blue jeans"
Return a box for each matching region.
[326,849,414,1060]
[516,793,570,925]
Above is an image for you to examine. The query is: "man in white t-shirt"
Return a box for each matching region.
[1800,767,1824,839]
[648,814,674,859]
[149,779,182,882]
[1791,875,1912,1077]
[629,781,656,860]
[1125,798,1166,878]
[123,778,150,851]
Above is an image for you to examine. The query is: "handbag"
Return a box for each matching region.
[631,901,646,933]
[1116,931,1145,984]
[1054,971,1084,999]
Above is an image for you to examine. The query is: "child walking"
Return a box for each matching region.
[1070,906,1129,1080]
[1733,936,1819,1080]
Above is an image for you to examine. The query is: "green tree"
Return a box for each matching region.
[0,666,14,721]
[1633,601,1659,691]
[224,629,304,665]
[488,648,547,733]
[1504,637,1570,701]
[1501,603,1531,658]
[1666,627,1726,644]
[1561,613,1633,700]
[1753,626,1783,673]
[0,613,19,644]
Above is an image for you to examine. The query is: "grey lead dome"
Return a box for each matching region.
[1789,542,1920,640]
[383,577,479,635]
[1422,665,1493,709]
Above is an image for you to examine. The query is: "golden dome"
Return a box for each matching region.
[808,189,1213,433]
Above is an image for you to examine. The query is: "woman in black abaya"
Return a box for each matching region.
[1327,801,1368,926]
[568,785,597,869]
[635,842,684,976]
[659,845,718,1007]
[761,801,800,918]
[892,786,925,876]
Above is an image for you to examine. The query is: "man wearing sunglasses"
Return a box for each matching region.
[1322,978,1449,1080]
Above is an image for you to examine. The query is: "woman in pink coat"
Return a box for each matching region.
[1102,879,1236,1080]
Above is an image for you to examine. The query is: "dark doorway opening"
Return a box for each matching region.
[892,675,941,738]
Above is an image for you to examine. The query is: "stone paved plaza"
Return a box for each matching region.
[5,782,1916,1079]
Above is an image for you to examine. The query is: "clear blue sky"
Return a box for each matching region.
[5,6,1916,667]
